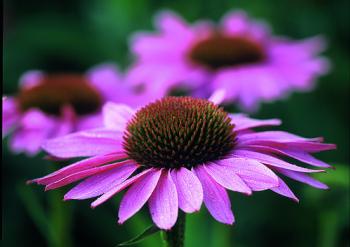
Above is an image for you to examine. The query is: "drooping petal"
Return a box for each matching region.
[29,152,126,185]
[42,128,124,158]
[270,176,299,202]
[240,145,331,168]
[148,170,178,230]
[218,157,279,191]
[229,114,281,132]
[276,168,328,189]
[102,102,135,131]
[45,160,134,190]
[237,131,336,152]
[279,141,336,153]
[194,165,234,225]
[171,167,203,213]
[232,149,324,173]
[91,168,156,208]
[118,169,162,224]
[64,163,138,200]
[204,163,252,195]
[237,131,311,143]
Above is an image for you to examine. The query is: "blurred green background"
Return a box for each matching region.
[2,0,349,246]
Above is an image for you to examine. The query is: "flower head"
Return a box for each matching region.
[2,63,158,155]
[127,10,329,111]
[29,96,335,229]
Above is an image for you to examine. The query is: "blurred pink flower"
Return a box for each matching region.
[127,10,329,111]
[30,96,335,229]
[2,63,159,155]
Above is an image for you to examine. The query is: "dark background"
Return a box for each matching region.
[2,0,349,246]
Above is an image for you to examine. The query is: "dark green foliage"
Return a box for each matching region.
[2,0,349,247]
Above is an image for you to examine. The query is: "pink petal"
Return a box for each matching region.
[221,11,250,34]
[9,110,58,155]
[233,149,324,173]
[20,109,56,129]
[54,105,76,137]
[154,10,192,38]
[204,163,252,195]
[237,131,335,152]
[241,145,331,168]
[29,152,126,185]
[218,158,279,191]
[270,176,299,202]
[91,169,156,208]
[102,102,135,131]
[42,128,123,158]
[118,169,162,224]
[148,170,178,230]
[194,165,234,225]
[2,97,20,137]
[76,113,104,131]
[279,141,336,153]
[171,167,203,213]
[229,114,281,132]
[64,163,138,200]
[276,168,328,189]
[45,160,134,190]
[237,131,310,143]
[19,70,44,89]
[208,89,226,105]
[86,63,123,101]
[10,128,51,156]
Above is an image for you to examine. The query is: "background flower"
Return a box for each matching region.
[2,64,158,155]
[127,10,329,111]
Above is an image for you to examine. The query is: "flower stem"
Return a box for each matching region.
[48,162,73,247]
[161,211,186,247]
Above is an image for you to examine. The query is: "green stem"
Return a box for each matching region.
[48,162,74,247]
[49,189,73,247]
[161,212,186,247]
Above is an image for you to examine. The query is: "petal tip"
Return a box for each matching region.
[293,197,300,203]
[319,184,329,190]
[224,219,235,225]
[26,179,34,185]
[63,195,72,201]
[161,225,173,231]
[245,191,253,196]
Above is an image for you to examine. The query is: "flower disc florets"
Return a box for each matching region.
[18,74,102,116]
[188,34,265,70]
[123,97,236,169]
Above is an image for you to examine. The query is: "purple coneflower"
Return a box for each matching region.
[2,63,156,155]
[29,95,335,230]
[127,10,329,111]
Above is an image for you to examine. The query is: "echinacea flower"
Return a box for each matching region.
[2,63,157,155]
[127,10,329,111]
[29,95,335,229]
